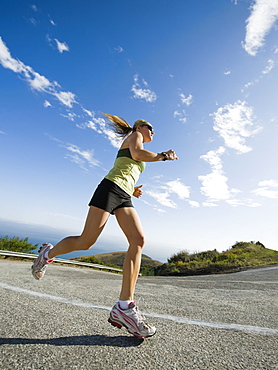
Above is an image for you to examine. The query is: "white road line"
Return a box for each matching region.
[1,282,277,336]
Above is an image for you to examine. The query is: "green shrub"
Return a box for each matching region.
[0,235,38,253]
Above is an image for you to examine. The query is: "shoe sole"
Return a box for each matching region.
[108,317,156,338]
[31,267,41,280]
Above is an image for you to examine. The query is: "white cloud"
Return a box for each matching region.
[180,93,193,106]
[114,46,124,52]
[61,112,77,121]
[145,190,177,208]
[173,110,187,123]
[224,70,231,75]
[50,19,57,26]
[262,59,275,74]
[199,171,231,201]
[145,179,190,209]
[241,59,275,93]
[54,91,76,108]
[81,110,122,148]
[174,92,193,123]
[47,134,100,171]
[65,144,100,170]
[43,100,52,108]
[243,0,278,56]
[166,179,190,199]
[188,200,200,208]
[202,202,218,207]
[258,179,278,187]
[131,74,157,102]
[252,179,278,198]
[29,72,52,92]
[0,131,6,135]
[31,4,38,11]
[226,199,261,207]
[0,37,27,73]
[54,39,70,53]
[211,100,261,154]
[199,147,231,201]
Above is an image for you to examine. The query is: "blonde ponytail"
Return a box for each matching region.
[102,113,133,138]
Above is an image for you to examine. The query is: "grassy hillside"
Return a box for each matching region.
[72,252,163,275]
[155,241,278,276]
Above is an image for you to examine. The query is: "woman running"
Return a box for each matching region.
[31,113,178,338]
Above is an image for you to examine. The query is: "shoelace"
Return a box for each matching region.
[131,297,148,324]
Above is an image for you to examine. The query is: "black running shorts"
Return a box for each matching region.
[88,178,133,214]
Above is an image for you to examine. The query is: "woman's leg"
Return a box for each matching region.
[48,206,110,259]
[114,207,145,301]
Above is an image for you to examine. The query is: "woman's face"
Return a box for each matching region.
[137,124,155,143]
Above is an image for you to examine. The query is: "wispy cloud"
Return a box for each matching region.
[211,100,261,154]
[180,93,193,106]
[243,0,278,56]
[79,109,122,148]
[188,200,200,208]
[0,131,6,135]
[43,100,52,108]
[226,199,261,207]
[61,112,77,121]
[46,35,69,53]
[114,46,124,53]
[173,91,193,123]
[145,178,190,209]
[242,59,275,93]
[173,110,187,123]
[46,134,100,172]
[54,38,69,53]
[131,74,157,102]
[262,59,275,74]
[145,190,177,208]
[252,179,278,198]
[54,91,76,108]
[30,4,38,12]
[0,37,76,107]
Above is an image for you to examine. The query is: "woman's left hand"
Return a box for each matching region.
[133,185,143,198]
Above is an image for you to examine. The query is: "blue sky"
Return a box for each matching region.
[1,0,278,262]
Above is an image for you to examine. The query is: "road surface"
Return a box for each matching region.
[0,260,277,369]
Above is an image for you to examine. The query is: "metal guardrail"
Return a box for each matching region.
[0,250,122,273]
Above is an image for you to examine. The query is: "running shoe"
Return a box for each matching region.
[108,301,156,338]
[31,243,54,280]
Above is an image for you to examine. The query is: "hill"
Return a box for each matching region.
[72,252,163,275]
[155,241,278,276]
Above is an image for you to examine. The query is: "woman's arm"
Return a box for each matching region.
[129,132,178,162]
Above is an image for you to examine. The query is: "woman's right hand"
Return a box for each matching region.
[166,149,179,160]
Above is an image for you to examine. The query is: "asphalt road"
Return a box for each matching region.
[0,260,277,369]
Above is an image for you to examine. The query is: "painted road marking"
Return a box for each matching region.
[1,282,277,336]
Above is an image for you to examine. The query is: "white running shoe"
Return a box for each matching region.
[31,243,53,280]
[108,301,156,338]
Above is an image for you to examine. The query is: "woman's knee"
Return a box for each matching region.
[130,234,145,249]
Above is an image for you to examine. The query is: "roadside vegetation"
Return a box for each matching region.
[155,241,278,276]
[0,235,37,253]
[73,252,162,276]
[1,236,277,276]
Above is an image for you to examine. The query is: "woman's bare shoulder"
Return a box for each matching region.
[119,132,139,149]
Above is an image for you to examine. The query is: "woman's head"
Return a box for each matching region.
[132,119,151,131]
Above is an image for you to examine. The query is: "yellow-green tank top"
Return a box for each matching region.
[105,148,146,195]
